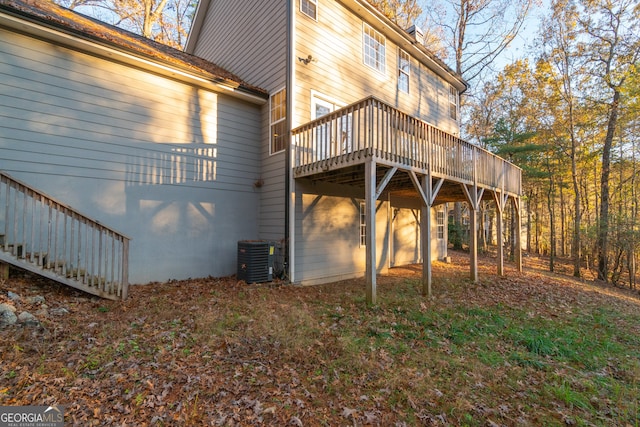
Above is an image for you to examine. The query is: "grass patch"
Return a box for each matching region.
[1,259,640,425]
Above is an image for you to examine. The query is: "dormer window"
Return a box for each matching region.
[363,23,385,73]
[301,0,317,20]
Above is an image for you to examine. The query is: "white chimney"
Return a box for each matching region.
[407,24,424,45]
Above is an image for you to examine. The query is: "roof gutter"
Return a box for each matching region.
[0,5,268,104]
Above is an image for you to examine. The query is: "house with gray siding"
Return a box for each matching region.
[0,0,521,303]
[0,0,268,298]
[187,0,522,303]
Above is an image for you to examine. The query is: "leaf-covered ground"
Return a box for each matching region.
[1,251,639,426]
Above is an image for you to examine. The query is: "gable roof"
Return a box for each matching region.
[185,0,467,93]
[0,0,268,102]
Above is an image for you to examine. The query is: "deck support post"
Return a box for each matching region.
[469,202,478,283]
[492,191,508,276]
[513,196,523,272]
[462,183,484,283]
[365,160,377,305]
[410,171,442,298]
[420,177,432,297]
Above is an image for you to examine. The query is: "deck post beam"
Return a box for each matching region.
[462,183,484,283]
[420,176,432,297]
[492,190,509,276]
[365,160,377,305]
[512,195,523,272]
[412,171,443,298]
[376,167,397,199]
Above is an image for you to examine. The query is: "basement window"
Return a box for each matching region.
[300,0,317,20]
[437,210,445,240]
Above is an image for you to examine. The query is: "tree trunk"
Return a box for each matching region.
[597,89,620,282]
[559,181,566,257]
[547,159,556,272]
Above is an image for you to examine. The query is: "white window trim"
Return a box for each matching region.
[311,91,345,117]
[398,49,410,93]
[269,87,286,155]
[437,210,445,240]
[300,0,318,21]
[363,23,386,74]
[359,201,367,247]
[449,84,459,121]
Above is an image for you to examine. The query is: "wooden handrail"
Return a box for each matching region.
[0,171,130,299]
[292,96,522,196]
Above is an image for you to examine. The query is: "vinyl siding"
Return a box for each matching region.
[391,206,444,267]
[189,0,289,242]
[293,181,391,284]
[293,0,458,134]
[293,182,446,285]
[0,28,262,284]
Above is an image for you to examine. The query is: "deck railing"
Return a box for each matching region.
[292,96,522,196]
[0,171,130,299]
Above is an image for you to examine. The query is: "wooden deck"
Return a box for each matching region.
[291,96,522,305]
[292,96,521,201]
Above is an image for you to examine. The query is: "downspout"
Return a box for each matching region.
[284,0,293,282]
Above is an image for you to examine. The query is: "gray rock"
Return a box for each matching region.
[0,302,16,313]
[49,307,69,316]
[18,311,36,322]
[27,295,46,304]
[18,311,40,327]
[7,291,20,301]
[0,304,18,326]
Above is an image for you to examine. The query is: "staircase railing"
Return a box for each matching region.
[0,171,130,300]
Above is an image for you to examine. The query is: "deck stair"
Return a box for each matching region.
[0,171,129,300]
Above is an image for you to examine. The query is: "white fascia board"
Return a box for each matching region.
[184,0,211,54]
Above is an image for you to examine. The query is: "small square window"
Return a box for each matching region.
[301,0,317,20]
[363,23,385,73]
[398,49,410,93]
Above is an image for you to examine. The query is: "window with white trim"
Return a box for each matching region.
[270,88,286,154]
[363,23,385,73]
[398,49,410,93]
[359,202,367,247]
[300,0,317,20]
[449,85,458,121]
[311,94,352,161]
[437,210,445,240]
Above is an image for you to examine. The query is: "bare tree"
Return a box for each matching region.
[577,0,640,282]
[54,0,196,48]
[423,0,540,85]
[541,0,584,277]
[367,0,422,28]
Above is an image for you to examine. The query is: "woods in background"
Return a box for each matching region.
[54,0,640,287]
